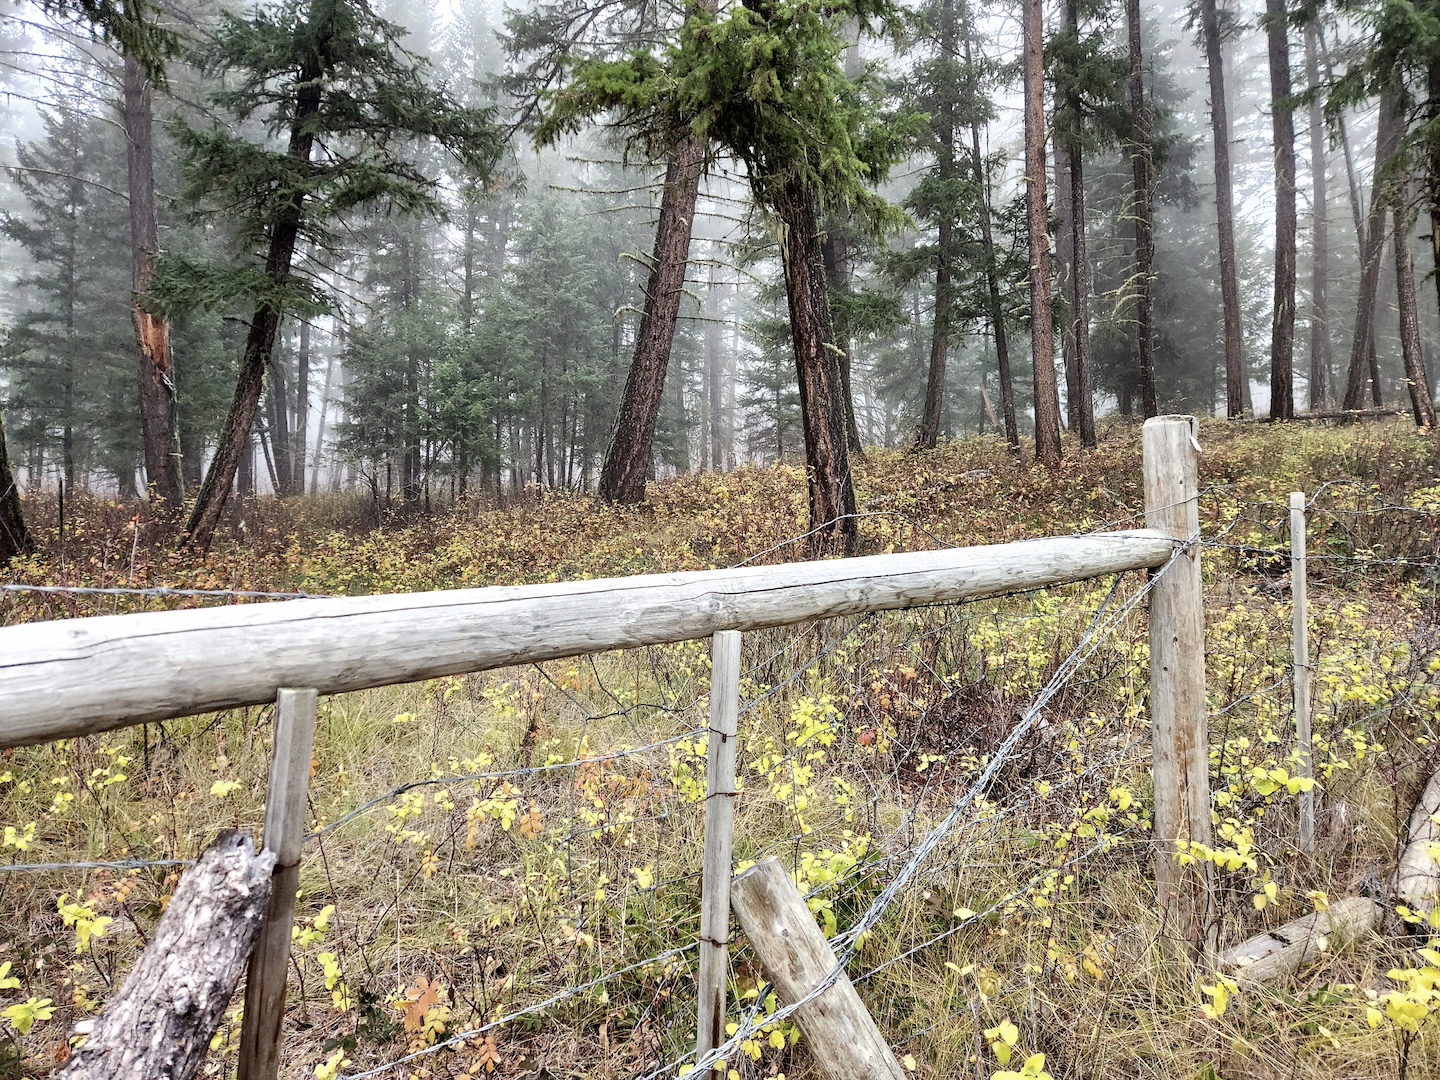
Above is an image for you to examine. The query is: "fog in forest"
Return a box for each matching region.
[0,0,1434,518]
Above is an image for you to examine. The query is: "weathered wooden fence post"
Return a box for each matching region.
[696,630,741,1072]
[729,857,906,1080]
[237,687,318,1080]
[1143,415,1217,962]
[1291,491,1314,853]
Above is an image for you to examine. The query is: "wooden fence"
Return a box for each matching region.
[0,415,1211,1080]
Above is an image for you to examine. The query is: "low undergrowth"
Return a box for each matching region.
[0,420,1437,1080]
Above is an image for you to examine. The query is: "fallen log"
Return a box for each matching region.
[1396,766,1440,911]
[57,831,274,1080]
[1221,895,1382,985]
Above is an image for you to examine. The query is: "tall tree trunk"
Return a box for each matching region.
[598,139,704,504]
[309,347,334,496]
[821,232,865,455]
[1343,88,1401,411]
[1054,124,1078,431]
[295,318,310,493]
[1021,0,1063,467]
[1265,0,1297,420]
[705,266,725,471]
[123,54,182,508]
[1394,189,1436,426]
[671,350,690,474]
[1427,58,1440,373]
[963,25,1018,450]
[183,54,322,549]
[1305,26,1330,410]
[265,346,295,495]
[776,178,858,556]
[0,417,31,562]
[1062,0,1096,445]
[920,1,958,452]
[1126,0,1158,417]
[1198,0,1245,416]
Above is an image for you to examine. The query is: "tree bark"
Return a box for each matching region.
[965,54,1018,449]
[55,831,273,1080]
[919,0,958,452]
[1305,26,1330,409]
[599,142,704,503]
[295,318,310,492]
[1062,0,1096,445]
[1126,0,1158,417]
[0,417,31,563]
[1265,0,1297,420]
[182,50,323,549]
[821,232,865,456]
[1393,190,1437,427]
[776,177,858,557]
[123,54,182,508]
[1021,0,1063,467]
[1343,87,1401,411]
[1427,58,1440,385]
[705,267,724,470]
[1198,0,1245,416]
[1054,124,1077,432]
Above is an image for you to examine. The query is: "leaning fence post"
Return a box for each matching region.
[1291,492,1314,853]
[237,687,318,1080]
[1143,415,1216,962]
[697,630,741,1073]
[729,857,906,1080]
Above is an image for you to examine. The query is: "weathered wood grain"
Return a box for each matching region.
[1222,895,1380,984]
[1291,491,1315,853]
[1144,415,1217,962]
[238,688,317,1080]
[729,857,905,1080]
[696,631,741,1071]
[1397,765,1440,910]
[56,831,273,1080]
[0,531,1173,747]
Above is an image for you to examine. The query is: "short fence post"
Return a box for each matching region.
[1291,491,1314,853]
[1143,415,1217,962]
[697,630,741,1073]
[237,687,318,1080]
[729,857,906,1080]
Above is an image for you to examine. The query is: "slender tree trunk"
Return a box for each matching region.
[309,347,334,496]
[266,345,295,495]
[705,267,725,471]
[1305,26,1331,409]
[0,417,31,562]
[1428,58,1440,366]
[1344,88,1401,411]
[598,139,704,504]
[1394,190,1436,426]
[821,232,865,456]
[776,177,858,556]
[672,350,690,474]
[970,115,1018,449]
[183,58,322,549]
[1062,0,1096,445]
[1054,125,1078,430]
[123,54,182,508]
[1265,0,1297,419]
[920,4,958,452]
[1021,0,1063,467]
[1199,0,1245,416]
[1126,0,1158,417]
[295,318,310,492]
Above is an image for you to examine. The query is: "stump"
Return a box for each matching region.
[57,830,274,1080]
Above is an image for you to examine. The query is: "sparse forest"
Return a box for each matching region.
[1,0,1440,1077]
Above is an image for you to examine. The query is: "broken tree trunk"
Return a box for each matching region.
[57,831,274,1080]
[1221,895,1382,985]
[1397,765,1440,911]
[729,857,905,1080]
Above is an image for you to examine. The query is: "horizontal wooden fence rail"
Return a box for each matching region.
[0,530,1174,748]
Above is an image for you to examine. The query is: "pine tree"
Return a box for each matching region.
[0,415,29,563]
[170,0,502,549]
[1264,0,1297,419]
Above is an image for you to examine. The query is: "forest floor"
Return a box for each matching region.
[1,418,1439,1080]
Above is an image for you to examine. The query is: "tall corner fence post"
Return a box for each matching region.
[697,630,742,1074]
[729,857,906,1080]
[237,687,318,1080]
[1142,415,1217,963]
[1291,491,1314,854]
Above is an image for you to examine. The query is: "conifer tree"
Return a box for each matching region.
[170,0,502,550]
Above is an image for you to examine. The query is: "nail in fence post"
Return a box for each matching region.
[1291,491,1314,853]
[697,630,741,1073]
[238,687,318,1080]
[1143,415,1217,962]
